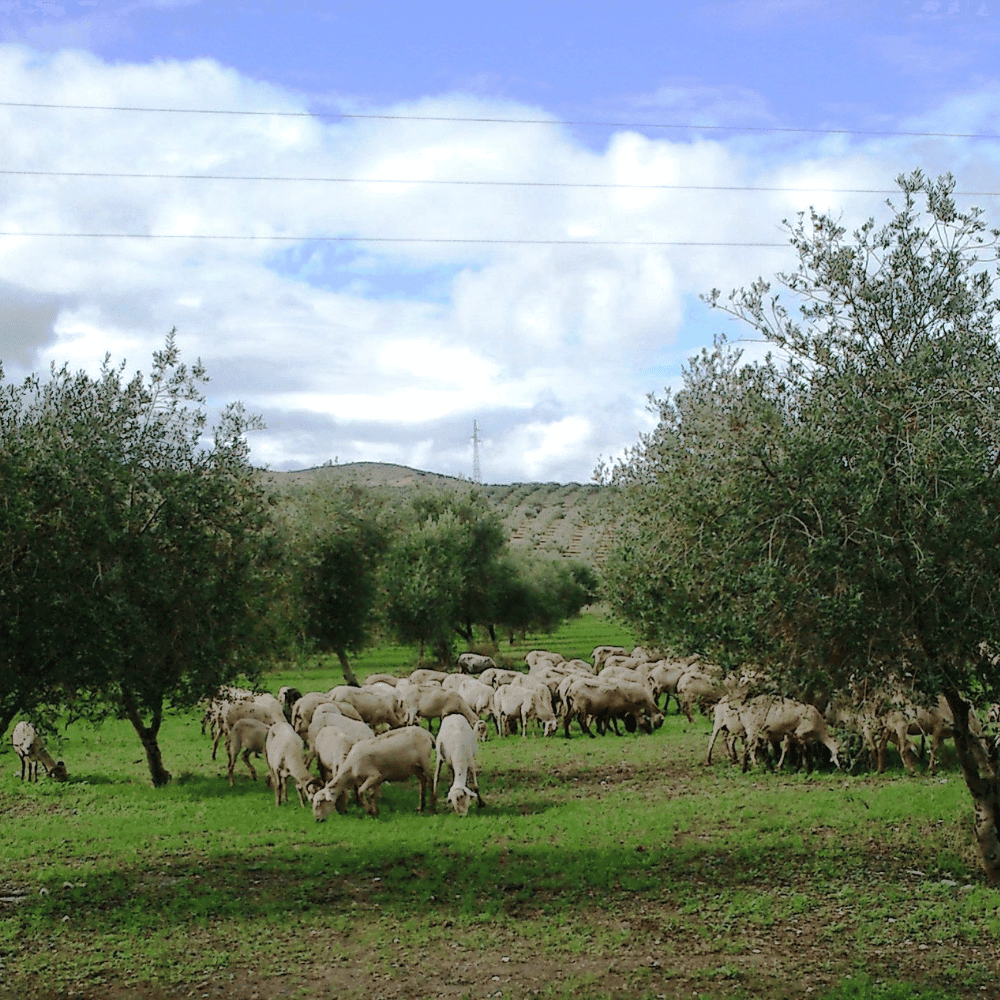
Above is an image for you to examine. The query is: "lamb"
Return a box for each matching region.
[312,726,358,784]
[11,722,68,782]
[225,717,269,785]
[706,696,747,765]
[492,683,558,738]
[265,721,324,807]
[434,714,485,816]
[305,706,374,768]
[312,726,436,820]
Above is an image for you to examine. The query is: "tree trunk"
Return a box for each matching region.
[121,687,172,787]
[487,623,497,644]
[943,687,1000,886]
[335,648,360,687]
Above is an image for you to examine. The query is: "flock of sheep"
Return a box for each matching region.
[13,643,996,808]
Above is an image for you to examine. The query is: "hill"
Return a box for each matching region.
[264,462,616,565]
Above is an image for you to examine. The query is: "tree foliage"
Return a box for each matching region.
[0,331,279,785]
[282,484,392,685]
[606,172,1000,880]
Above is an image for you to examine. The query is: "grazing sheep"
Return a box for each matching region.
[434,714,485,816]
[225,718,269,785]
[312,726,436,820]
[402,686,480,734]
[738,696,840,772]
[265,722,324,807]
[11,722,67,782]
[330,686,407,731]
[562,678,663,738]
[493,684,558,738]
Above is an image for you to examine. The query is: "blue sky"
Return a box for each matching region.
[1,0,999,481]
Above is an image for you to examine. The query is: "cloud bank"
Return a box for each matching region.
[2,44,1000,482]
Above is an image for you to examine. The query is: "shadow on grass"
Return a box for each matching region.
[14,828,890,937]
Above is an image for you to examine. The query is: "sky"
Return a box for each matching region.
[1,1,1000,483]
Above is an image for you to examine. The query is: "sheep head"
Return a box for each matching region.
[447,785,473,817]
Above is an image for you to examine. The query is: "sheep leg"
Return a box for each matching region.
[242,748,257,782]
[469,767,485,808]
[357,775,381,816]
[433,752,445,801]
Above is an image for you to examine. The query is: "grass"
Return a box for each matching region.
[1,612,997,1000]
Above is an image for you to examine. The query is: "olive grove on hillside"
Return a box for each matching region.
[0,332,281,786]
[605,172,1000,882]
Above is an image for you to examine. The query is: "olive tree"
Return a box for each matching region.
[0,331,280,785]
[290,486,390,686]
[606,172,1000,883]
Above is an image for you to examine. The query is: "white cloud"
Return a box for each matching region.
[2,44,1000,481]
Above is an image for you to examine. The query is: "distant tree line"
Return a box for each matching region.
[0,334,598,785]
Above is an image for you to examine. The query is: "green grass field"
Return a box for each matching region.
[1,612,997,1000]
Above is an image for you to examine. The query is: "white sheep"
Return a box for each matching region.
[225,717,269,785]
[305,706,374,769]
[211,694,284,760]
[11,722,67,782]
[265,721,324,807]
[434,714,485,817]
[312,726,436,820]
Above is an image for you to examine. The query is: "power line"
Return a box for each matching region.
[4,168,999,195]
[0,232,791,246]
[1,100,996,140]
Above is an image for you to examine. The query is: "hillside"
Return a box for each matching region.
[264,462,616,565]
